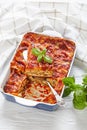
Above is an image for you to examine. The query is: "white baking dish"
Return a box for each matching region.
[0,32,76,111]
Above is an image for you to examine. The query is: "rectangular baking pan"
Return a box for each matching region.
[0,32,76,111]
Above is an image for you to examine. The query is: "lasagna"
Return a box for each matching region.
[4,70,28,96]
[4,32,76,104]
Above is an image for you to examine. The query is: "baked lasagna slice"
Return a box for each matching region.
[4,70,28,96]
[25,42,53,77]
[22,76,57,104]
[10,40,29,73]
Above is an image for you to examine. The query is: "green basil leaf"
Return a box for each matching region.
[82,75,87,86]
[63,77,75,86]
[73,90,87,110]
[44,55,53,64]
[63,87,72,97]
[62,75,87,110]
[83,87,87,94]
[74,84,83,91]
[37,54,43,62]
[32,48,41,56]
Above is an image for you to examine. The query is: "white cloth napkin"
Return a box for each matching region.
[0,1,87,83]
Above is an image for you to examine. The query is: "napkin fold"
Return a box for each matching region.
[0,2,87,81]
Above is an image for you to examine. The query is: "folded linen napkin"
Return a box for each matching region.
[0,2,87,84]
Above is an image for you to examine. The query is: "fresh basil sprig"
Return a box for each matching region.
[32,48,53,63]
[63,76,87,110]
